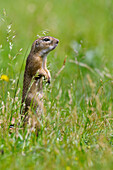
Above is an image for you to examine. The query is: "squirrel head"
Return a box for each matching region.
[31,36,59,56]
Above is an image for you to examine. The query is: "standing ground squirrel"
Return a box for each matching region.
[21,36,59,124]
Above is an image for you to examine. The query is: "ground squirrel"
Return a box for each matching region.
[21,36,59,124]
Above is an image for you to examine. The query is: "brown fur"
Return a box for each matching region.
[21,36,59,128]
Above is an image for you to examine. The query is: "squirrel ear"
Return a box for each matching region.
[35,41,39,47]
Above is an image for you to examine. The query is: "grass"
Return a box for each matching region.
[0,0,113,169]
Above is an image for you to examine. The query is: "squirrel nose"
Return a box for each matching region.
[56,39,59,44]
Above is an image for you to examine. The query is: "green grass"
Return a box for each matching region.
[0,0,113,169]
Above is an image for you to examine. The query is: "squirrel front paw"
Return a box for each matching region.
[47,77,50,84]
[44,74,51,84]
[36,68,51,84]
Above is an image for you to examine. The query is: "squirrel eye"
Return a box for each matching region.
[43,38,50,42]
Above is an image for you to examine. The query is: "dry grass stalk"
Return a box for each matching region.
[69,59,95,74]
[55,55,67,78]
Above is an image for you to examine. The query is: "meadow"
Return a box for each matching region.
[0,0,113,169]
